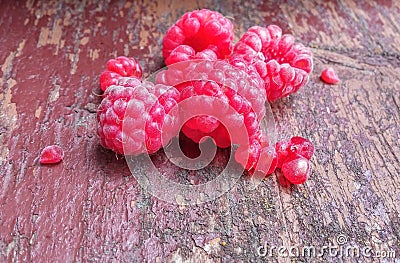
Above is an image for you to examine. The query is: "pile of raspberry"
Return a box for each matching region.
[96,9,315,185]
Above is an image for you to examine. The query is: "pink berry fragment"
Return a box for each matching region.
[266,136,314,184]
[320,67,339,84]
[275,136,314,168]
[40,145,64,164]
[281,156,310,185]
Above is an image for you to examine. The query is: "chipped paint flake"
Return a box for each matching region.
[34,106,42,119]
[16,39,26,57]
[89,48,100,60]
[48,84,60,103]
[37,18,63,55]
[0,79,18,162]
[80,37,89,46]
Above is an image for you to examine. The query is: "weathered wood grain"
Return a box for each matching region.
[0,0,399,262]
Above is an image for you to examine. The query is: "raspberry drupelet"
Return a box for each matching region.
[40,145,64,164]
[320,67,340,84]
[273,136,314,184]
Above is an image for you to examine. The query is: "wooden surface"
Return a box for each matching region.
[1,0,399,262]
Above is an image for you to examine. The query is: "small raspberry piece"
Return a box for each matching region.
[97,82,180,155]
[320,67,340,84]
[40,145,64,164]
[276,140,291,168]
[162,9,234,64]
[281,156,310,184]
[99,56,143,91]
[275,136,314,168]
[230,25,313,102]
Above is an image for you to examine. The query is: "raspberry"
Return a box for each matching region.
[99,56,143,91]
[275,136,314,168]
[320,67,340,84]
[40,145,64,164]
[156,59,268,170]
[162,9,234,65]
[281,156,310,184]
[179,81,260,146]
[97,82,180,155]
[157,60,266,123]
[230,25,313,102]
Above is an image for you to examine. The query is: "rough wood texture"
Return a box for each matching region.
[1,0,399,262]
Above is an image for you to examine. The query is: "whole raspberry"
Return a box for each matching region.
[320,67,340,84]
[156,59,269,170]
[179,81,260,143]
[156,60,265,152]
[99,56,143,91]
[230,25,313,102]
[162,9,234,65]
[156,60,266,123]
[97,82,180,155]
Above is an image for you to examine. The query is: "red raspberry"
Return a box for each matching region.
[157,60,266,123]
[275,136,314,168]
[275,140,291,168]
[156,59,268,170]
[97,82,180,155]
[230,25,313,102]
[179,81,260,144]
[281,156,310,184]
[179,81,263,169]
[40,145,64,164]
[162,9,234,65]
[99,56,143,91]
[320,67,340,84]
[235,128,276,172]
